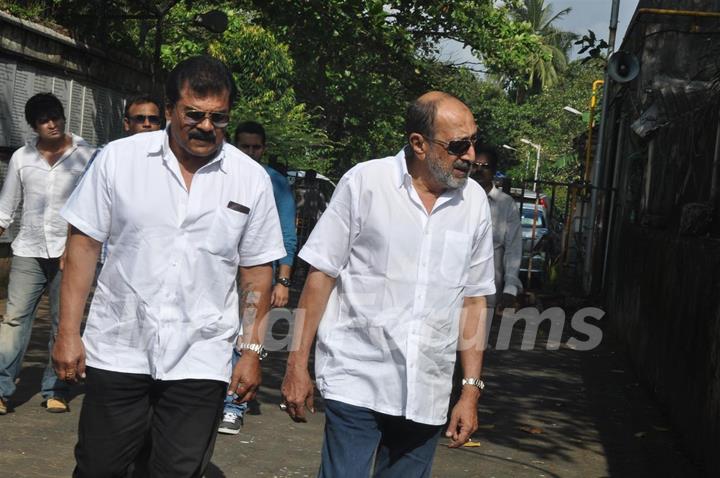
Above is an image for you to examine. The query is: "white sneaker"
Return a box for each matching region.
[218,411,243,435]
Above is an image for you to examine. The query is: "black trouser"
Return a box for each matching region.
[74,367,226,478]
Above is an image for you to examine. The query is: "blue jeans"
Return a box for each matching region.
[0,256,68,400]
[222,348,249,416]
[319,399,442,478]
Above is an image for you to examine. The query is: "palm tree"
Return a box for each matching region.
[511,0,577,99]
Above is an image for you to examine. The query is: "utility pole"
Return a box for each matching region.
[583,0,621,294]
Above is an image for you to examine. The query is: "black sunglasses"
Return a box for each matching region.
[423,133,478,156]
[183,108,230,128]
[127,114,162,125]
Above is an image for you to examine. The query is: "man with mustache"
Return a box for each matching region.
[281,91,495,477]
[53,55,285,476]
[0,93,94,415]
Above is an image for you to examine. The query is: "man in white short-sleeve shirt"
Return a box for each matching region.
[281,92,495,478]
[53,56,285,477]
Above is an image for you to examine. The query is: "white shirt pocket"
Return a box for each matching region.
[204,206,248,259]
[440,231,471,285]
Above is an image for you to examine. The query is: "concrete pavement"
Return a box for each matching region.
[0,296,701,477]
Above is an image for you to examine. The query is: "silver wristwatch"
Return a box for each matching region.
[237,342,267,360]
[461,377,485,390]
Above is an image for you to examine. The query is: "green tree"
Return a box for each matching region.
[427,56,605,185]
[503,60,605,184]
[160,4,333,172]
[3,0,544,175]
[509,0,577,101]
[246,0,542,174]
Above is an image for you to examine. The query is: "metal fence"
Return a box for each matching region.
[512,178,611,293]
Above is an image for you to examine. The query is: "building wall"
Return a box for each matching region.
[603,0,720,473]
[0,55,127,149]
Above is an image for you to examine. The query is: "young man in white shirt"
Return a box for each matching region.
[281,92,495,477]
[53,56,285,477]
[473,145,523,311]
[0,93,94,415]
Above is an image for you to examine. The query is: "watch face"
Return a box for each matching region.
[277,277,291,287]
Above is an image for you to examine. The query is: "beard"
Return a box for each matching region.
[427,152,468,189]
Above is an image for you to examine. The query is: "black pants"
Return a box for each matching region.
[74,367,226,478]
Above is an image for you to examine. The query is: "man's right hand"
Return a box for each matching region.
[280,362,315,422]
[52,332,86,383]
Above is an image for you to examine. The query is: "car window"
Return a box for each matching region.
[521,207,546,228]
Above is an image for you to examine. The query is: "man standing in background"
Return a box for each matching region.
[0,93,94,415]
[473,145,522,311]
[123,95,163,135]
[217,121,298,435]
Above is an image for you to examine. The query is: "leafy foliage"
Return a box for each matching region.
[1,0,334,172]
[1,0,563,177]
[246,0,543,174]
[160,4,334,173]
[502,60,605,184]
[507,0,577,101]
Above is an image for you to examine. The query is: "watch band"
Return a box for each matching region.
[276,277,291,288]
[461,377,485,390]
[237,342,267,360]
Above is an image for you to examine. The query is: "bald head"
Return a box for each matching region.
[404,91,471,139]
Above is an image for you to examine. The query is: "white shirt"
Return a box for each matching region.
[61,129,285,382]
[299,149,495,425]
[487,185,523,296]
[0,134,94,258]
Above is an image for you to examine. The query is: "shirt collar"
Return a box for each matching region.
[155,125,227,173]
[487,184,501,201]
[395,148,413,189]
[27,132,85,150]
[395,147,468,199]
[26,133,84,169]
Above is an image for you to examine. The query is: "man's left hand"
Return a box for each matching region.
[228,350,262,403]
[271,283,289,308]
[445,391,480,447]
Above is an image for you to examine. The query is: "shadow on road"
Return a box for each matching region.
[10,292,702,477]
[470,295,701,477]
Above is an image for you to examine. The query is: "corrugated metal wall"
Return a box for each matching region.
[0,55,127,150]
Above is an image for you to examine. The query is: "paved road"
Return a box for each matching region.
[0,295,700,477]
